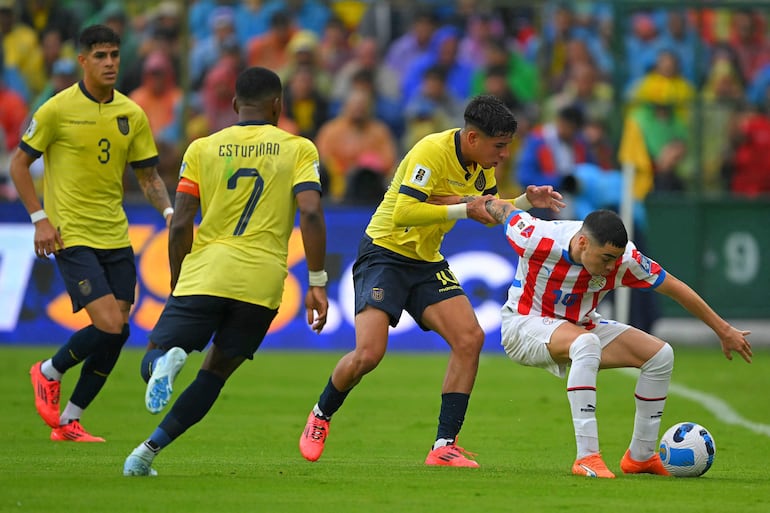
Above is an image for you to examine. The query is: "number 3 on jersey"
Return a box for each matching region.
[227,167,264,236]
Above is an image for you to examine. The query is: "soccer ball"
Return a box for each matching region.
[658,422,716,477]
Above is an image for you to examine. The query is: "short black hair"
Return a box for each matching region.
[236,66,283,104]
[582,209,628,248]
[557,104,585,127]
[463,95,518,137]
[78,24,121,51]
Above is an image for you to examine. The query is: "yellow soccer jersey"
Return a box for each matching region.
[20,82,158,249]
[173,121,322,309]
[366,129,498,262]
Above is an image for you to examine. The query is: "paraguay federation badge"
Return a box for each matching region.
[588,275,607,291]
[117,116,130,135]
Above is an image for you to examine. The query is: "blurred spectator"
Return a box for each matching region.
[331,36,400,108]
[470,37,539,104]
[618,102,690,197]
[315,88,398,202]
[247,9,296,76]
[401,96,452,154]
[317,16,353,75]
[19,0,78,44]
[357,1,420,50]
[331,68,403,142]
[405,65,464,129]
[30,57,78,113]
[655,9,699,84]
[722,105,770,197]
[624,11,661,88]
[517,104,592,219]
[0,0,45,97]
[0,63,27,200]
[255,0,331,37]
[233,0,265,46]
[728,9,770,84]
[457,12,505,70]
[188,0,216,43]
[121,23,181,96]
[701,43,746,192]
[628,48,696,119]
[39,27,76,80]
[383,8,439,83]
[536,2,579,95]
[283,30,331,96]
[129,51,182,139]
[582,118,616,171]
[200,59,239,134]
[189,6,237,90]
[282,63,329,140]
[96,2,141,94]
[543,61,613,125]
[400,25,474,105]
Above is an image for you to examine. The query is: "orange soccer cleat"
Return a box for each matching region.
[299,411,330,462]
[424,442,480,468]
[620,449,671,476]
[50,421,105,442]
[572,453,616,478]
[30,361,61,428]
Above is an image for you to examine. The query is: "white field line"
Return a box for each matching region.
[617,368,770,437]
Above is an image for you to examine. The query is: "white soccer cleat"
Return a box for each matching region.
[145,347,187,414]
[123,449,158,477]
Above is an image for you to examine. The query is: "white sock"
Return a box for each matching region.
[629,344,674,461]
[432,438,454,450]
[312,403,326,418]
[567,334,602,459]
[41,359,62,381]
[60,401,84,426]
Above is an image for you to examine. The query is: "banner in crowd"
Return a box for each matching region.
[0,202,519,352]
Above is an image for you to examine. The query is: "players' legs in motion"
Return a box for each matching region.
[142,343,188,415]
[124,345,244,476]
[33,294,129,442]
[299,306,390,462]
[548,323,614,477]
[420,295,484,467]
[601,328,673,476]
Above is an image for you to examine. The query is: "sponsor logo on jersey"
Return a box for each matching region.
[117,116,130,135]
[520,225,534,238]
[632,249,652,273]
[410,164,431,187]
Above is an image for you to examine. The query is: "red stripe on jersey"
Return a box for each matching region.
[564,268,592,322]
[518,237,554,315]
[506,213,526,255]
[541,257,571,318]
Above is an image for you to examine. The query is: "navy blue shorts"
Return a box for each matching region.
[55,246,136,312]
[150,294,278,359]
[353,236,466,330]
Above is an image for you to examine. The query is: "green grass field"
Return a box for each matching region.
[1,345,768,513]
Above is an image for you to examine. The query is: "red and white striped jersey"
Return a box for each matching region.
[502,210,666,328]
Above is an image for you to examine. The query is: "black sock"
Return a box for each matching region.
[69,330,125,409]
[317,377,350,418]
[140,349,165,383]
[51,325,105,372]
[436,392,470,441]
[158,369,225,442]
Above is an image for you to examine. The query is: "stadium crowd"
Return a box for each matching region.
[2,0,770,207]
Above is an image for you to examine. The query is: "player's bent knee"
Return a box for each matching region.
[641,342,674,377]
[568,333,601,369]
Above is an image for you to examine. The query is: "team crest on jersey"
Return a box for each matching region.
[117,116,130,135]
[371,287,385,302]
[474,172,486,191]
[588,276,606,290]
[78,279,92,296]
[632,249,652,273]
[25,118,37,138]
[410,165,431,187]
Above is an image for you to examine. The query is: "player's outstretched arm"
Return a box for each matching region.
[297,189,328,334]
[656,273,752,363]
[523,185,566,212]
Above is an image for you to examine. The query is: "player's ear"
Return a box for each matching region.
[232,97,239,115]
[272,95,282,119]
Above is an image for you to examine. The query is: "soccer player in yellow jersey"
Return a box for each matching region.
[123,67,328,476]
[9,25,174,442]
[299,95,565,466]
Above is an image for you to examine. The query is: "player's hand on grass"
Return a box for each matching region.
[34,219,65,258]
[719,325,752,363]
[526,185,566,213]
[305,287,329,334]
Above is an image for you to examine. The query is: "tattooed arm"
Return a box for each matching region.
[484,198,516,224]
[134,166,174,226]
